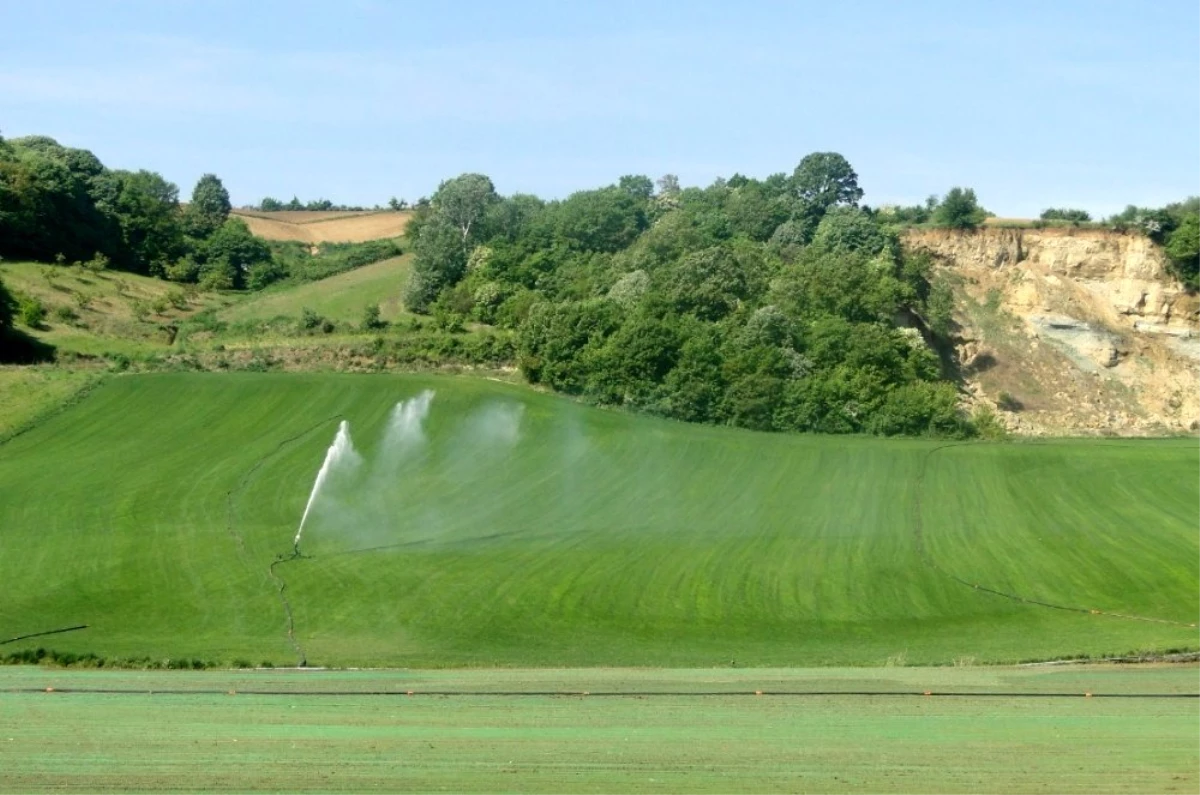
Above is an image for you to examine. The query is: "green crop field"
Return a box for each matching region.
[0,372,1195,668]
[0,666,1195,793]
[219,255,414,325]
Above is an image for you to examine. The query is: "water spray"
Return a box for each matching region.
[293,420,359,554]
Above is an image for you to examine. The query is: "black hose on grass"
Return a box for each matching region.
[226,414,342,669]
[0,625,88,646]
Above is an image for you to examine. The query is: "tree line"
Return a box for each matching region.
[402,155,980,437]
[0,133,411,297]
[0,133,272,289]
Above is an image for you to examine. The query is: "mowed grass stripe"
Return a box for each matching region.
[1,668,1195,794]
[0,373,1196,667]
[921,441,1199,624]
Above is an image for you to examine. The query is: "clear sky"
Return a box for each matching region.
[2,0,1196,216]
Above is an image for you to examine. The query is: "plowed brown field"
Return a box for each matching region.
[232,210,411,243]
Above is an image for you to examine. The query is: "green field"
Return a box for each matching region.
[219,255,413,325]
[0,372,1195,667]
[1,666,1195,793]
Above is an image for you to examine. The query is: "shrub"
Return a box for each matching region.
[1040,208,1091,223]
[84,252,110,273]
[361,304,387,331]
[246,258,289,291]
[17,295,46,328]
[933,188,987,230]
[151,296,170,315]
[198,259,237,291]
[52,305,78,323]
[166,288,189,310]
[299,307,322,330]
[972,406,1008,439]
[997,391,1023,412]
[165,256,202,283]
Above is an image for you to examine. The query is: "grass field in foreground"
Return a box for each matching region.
[1,666,1195,794]
[0,372,1195,667]
[218,255,413,325]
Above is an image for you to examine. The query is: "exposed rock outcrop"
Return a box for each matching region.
[904,227,1199,436]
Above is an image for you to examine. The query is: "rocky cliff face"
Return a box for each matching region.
[904,227,1199,435]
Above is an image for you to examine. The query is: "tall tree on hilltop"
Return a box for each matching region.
[433,173,497,249]
[788,152,864,245]
[185,173,231,238]
[791,152,864,212]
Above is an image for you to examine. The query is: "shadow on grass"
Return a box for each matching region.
[0,328,56,363]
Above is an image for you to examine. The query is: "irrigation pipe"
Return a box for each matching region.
[226,414,343,668]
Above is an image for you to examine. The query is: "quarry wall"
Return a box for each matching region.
[904,227,1199,435]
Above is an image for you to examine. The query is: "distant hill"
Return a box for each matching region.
[232,210,412,244]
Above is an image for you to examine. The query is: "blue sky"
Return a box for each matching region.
[2,1,1196,216]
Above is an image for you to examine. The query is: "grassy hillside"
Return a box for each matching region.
[219,255,413,325]
[0,261,231,358]
[0,367,99,439]
[0,373,1195,667]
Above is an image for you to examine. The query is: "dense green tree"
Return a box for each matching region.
[185,174,232,237]
[485,194,546,243]
[618,174,654,201]
[662,246,748,321]
[0,137,117,263]
[791,152,863,213]
[868,382,968,437]
[662,324,726,422]
[101,169,184,273]
[554,186,648,252]
[405,213,469,312]
[924,276,955,337]
[587,311,681,406]
[606,269,651,308]
[808,206,888,257]
[518,299,620,392]
[432,173,498,248]
[767,219,809,260]
[725,181,790,241]
[933,187,987,230]
[1164,212,1199,289]
[200,218,270,288]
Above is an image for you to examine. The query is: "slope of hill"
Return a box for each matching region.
[0,372,1194,667]
[232,210,411,243]
[219,255,413,325]
[0,261,233,359]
